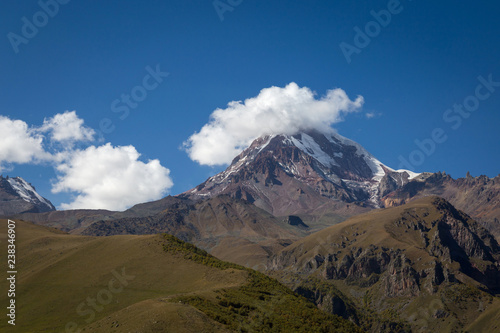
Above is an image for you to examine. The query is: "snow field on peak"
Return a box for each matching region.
[290,132,387,181]
[290,133,339,168]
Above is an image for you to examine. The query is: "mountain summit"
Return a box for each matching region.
[0,175,55,215]
[182,130,422,216]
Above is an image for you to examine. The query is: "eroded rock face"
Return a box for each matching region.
[270,198,500,302]
[384,253,420,297]
[294,285,353,320]
[284,215,309,228]
[425,200,500,290]
[378,169,412,198]
[267,199,500,332]
[298,246,420,296]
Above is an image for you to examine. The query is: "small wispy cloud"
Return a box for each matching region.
[365,112,382,119]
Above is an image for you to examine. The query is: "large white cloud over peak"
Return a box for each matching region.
[52,143,173,211]
[0,116,51,171]
[184,82,364,166]
[40,110,95,144]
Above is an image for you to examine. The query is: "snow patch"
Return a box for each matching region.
[290,133,339,168]
[394,169,422,180]
[257,134,276,153]
[327,132,387,181]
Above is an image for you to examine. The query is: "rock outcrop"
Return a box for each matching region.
[269,197,500,332]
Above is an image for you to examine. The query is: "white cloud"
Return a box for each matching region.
[0,111,95,171]
[40,110,95,144]
[0,112,173,211]
[184,82,364,166]
[0,116,51,171]
[52,143,173,211]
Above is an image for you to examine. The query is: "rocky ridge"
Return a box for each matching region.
[269,197,500,332]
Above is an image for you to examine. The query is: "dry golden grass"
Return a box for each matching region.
[0,219,246,332]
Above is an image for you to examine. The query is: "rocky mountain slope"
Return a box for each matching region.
[0,175,55,215]
[268,197,500,332]
[12,195,186,233]
[10,129,497,274]
[383,172,500,239]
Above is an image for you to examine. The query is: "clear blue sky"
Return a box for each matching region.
[1,0,499,210]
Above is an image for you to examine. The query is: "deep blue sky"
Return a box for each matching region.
[1,0,499,209]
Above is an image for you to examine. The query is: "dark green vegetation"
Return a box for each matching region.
[162,234,362,332]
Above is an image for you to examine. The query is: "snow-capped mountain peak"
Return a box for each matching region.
[6,177,53,208]
[0,176,55,215]
[182,129,425,215]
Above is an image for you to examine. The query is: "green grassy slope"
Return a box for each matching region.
[0,219,247,332]
[0,219,361,332]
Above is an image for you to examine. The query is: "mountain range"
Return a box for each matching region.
[180,130,500,239]
[2,129,499,332]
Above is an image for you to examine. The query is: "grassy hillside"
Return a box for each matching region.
[0,219,360,332]
[16,195,365,271]
[81,195,302,270]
